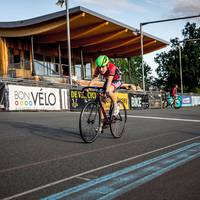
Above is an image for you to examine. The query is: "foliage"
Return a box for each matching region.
[111,57,152,89]
[154,22,200,93]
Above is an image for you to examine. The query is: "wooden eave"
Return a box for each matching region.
[0,6,169,58]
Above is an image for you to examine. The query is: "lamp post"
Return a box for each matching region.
[140,13,200,92]
[140,24,145,92]
[178,38,200,94]
[56,0,72,85]
[178,44,183,94]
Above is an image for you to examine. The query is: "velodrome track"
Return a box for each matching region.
[0,107,200,200]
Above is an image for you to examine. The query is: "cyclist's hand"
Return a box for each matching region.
[104,91,109,98]
[82,88,89,97]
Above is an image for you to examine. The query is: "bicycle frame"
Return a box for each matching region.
[82,86,113,125]
[98,95,114,125]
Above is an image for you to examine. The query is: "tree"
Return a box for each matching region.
[154,38,181,90]
[181,23,200,92]
[111,57,152,89]
[154,22,200,93]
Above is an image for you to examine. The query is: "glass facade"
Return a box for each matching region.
[8,47,31,77]
[85,63,92,80]
[7,47,92,80]
[34,60,59,76]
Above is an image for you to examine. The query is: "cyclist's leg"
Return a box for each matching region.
[108,85,117,103]
[100,81,108,121]
[96,82,107,133]
[172,96,176,106]
[109,81,122,116]
[97,95,113,132]
[109,89,117,113]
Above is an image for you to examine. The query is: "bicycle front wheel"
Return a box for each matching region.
[79,101,100,143]
[162,100,167,109]
[110,100,127,138]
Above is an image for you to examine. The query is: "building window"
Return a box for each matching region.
[46,62,59,76]
[62,64,69,76]
[13,49,21,68]
[34,54,59,76]
[74,62,92,80]
[8,48,13,64]
[85,62,92,80]
[24,50,30,70]
[75,64,82,80]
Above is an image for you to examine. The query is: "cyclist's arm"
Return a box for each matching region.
[106,75,114,93]
[87,77,99,87]
[87,67,99,87]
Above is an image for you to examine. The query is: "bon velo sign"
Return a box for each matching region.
[8,85,61,110]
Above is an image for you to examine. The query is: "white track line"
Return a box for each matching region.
[2,135,200,200]
[67,111,200,123]
[127,115,200,123]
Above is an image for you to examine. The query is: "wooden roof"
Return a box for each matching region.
[0,6,168,58]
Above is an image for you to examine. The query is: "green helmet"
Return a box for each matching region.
[95,55,109,67]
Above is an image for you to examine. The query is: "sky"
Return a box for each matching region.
[0,0,200,76]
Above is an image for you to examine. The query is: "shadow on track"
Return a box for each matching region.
[1,121,82,143]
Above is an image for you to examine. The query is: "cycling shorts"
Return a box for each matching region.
[103,80,122,90]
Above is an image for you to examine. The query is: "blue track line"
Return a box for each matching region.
[41,143,200,200]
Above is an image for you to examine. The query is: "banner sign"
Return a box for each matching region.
[102,92,129,111]
[8,85,61,110]
[70,89,129,111]
[70,89,97,110]
[116,93,129,109]
[129,93,149,109]
[181,95,192,107]
[191,96,200,106]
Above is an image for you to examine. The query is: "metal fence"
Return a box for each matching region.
[0,77,72,89]
[146,91,162,109]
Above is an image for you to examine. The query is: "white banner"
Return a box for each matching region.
[61,89,69,110]
[191,96,200,106]
[8,85,61,110]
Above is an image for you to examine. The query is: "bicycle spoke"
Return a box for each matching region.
[79,102,100,143]
[110,100,127,138]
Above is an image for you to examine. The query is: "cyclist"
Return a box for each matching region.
[172,84,178,99]
[87,55,122,132]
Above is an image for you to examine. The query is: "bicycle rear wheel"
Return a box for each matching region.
[110,100,127,138]
[79,101,100,143]
[174,98,182,109]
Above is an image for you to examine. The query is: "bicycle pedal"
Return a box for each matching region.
[112,116,118,121]
[95,126,104,133]
[102,124,108,129]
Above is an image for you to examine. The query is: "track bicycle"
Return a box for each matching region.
[162,95,182,109]
[79,86,127,143]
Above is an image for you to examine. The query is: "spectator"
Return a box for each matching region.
[172,84,178,97]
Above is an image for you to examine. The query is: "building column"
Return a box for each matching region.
[0,37,8,77]
[80,48,84,79]
[58,43,62,76]
[31,36,35,75]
